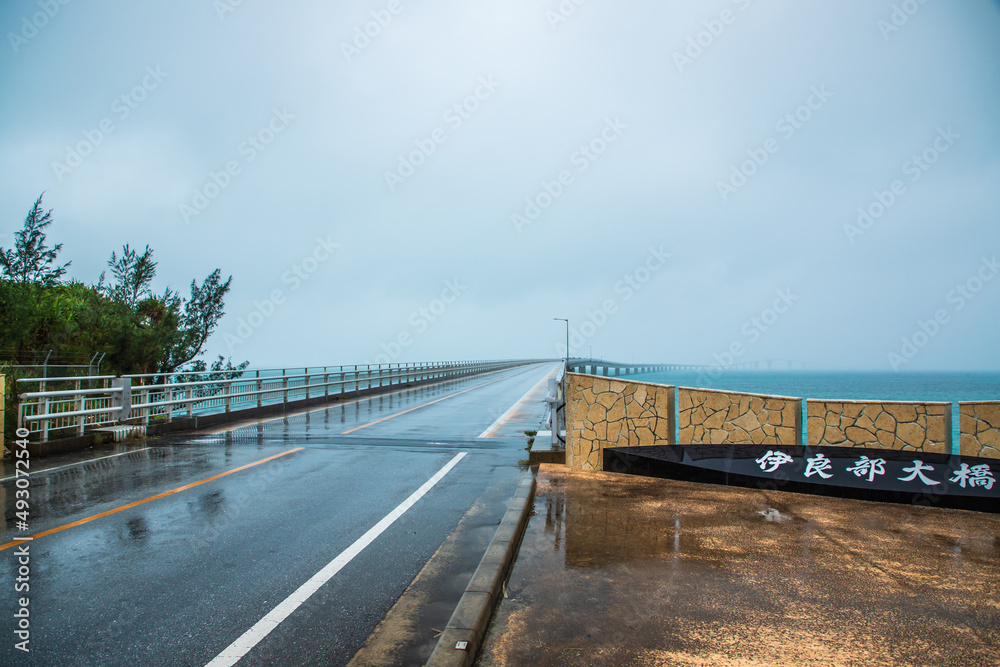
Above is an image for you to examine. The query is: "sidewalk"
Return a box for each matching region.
[478,464,1000,667]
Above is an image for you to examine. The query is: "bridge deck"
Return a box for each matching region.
[0,362,559,666]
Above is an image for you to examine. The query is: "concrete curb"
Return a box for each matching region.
[426,473,536,667]
[528,449,565,465]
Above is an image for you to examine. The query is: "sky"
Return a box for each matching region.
[1,0,999,372]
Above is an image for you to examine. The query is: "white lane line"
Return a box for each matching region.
[478,363,561,439]
[0,447,152,483]
[200,364,536,436]
[204,451,468,667]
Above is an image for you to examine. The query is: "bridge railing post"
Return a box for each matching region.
[75,381,85,436]
[41,394,49,442]
[140,388,149,426]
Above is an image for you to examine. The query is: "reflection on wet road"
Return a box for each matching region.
[0,362,558,666]
[480,464,1000,667]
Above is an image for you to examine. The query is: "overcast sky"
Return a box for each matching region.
[2,0,998,371]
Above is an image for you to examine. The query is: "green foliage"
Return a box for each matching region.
[163,269,234,373]
[98,243,157,309]
[0,194,245,379]
[0,194,70,285]
[183,356,251,383]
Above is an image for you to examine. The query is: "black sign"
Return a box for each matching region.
[603,444,1000,513]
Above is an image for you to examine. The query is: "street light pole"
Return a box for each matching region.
[554,318,569,367]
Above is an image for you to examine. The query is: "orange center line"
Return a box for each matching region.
[0,447,305,552]
[340,376,511,435]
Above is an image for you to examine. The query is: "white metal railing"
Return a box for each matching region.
[546,363,567,449]
[17,360,544,442]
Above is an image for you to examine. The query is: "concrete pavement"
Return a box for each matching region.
[479,464,1000,667]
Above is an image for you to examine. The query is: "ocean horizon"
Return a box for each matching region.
[629,370,1000,404]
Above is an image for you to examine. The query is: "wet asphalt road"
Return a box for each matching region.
[0,362,558,666]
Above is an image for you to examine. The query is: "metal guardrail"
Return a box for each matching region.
[17,360,543,442]
[545,363,566,449]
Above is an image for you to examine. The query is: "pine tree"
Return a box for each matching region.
[0,193,70,285]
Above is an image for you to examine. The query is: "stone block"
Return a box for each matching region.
[705,391,730,413]
[826,427,847,444]
[896,422,925,448]
[843,403,864,419]
[885,404,919,423]
[845,426,876,445]
[874,411,896,432]
[807,417,825,445]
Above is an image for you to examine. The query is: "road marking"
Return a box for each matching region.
[0,447,153,483]
[204,451,468,667]
[0,448,304,552]
[478,363,561,438]
[340,376,511,435]
[202,365,534,436]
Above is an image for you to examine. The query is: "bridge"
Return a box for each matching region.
[565,358,813,376]
[567,358,705,376]
[2,359,572,665]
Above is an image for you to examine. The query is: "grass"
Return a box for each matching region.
[523,429,537,451]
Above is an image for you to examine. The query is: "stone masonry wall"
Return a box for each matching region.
[807,400,950,454]
[678,388,801,445]
[960,402,1000,459]
[565,375,996,472]
[565,373,675,471]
